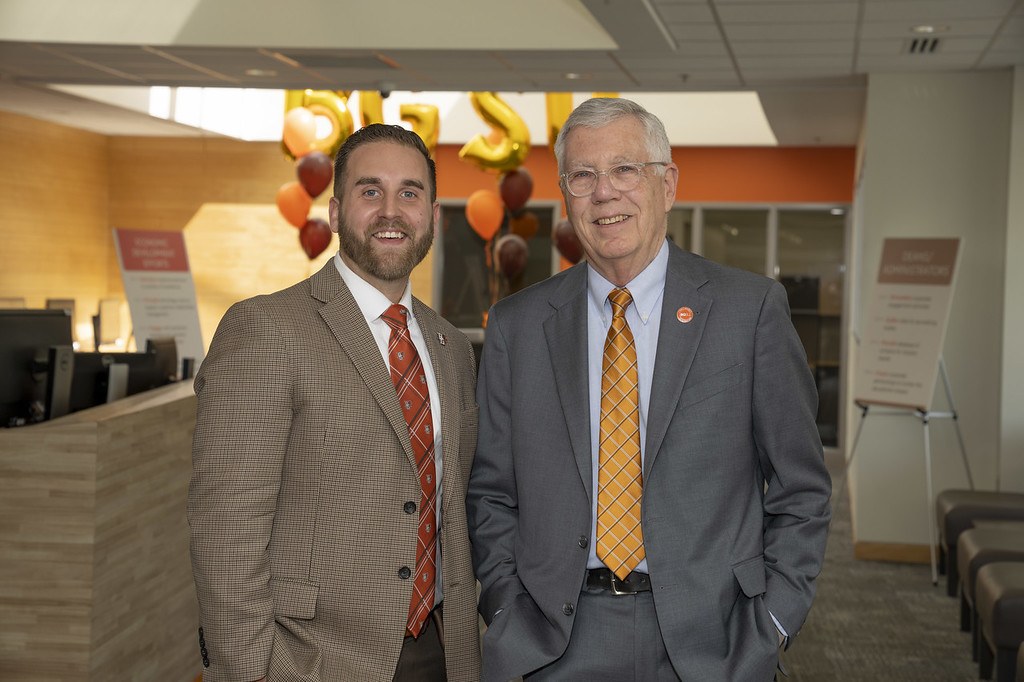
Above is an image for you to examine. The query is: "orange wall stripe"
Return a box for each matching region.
[433,144,855,206]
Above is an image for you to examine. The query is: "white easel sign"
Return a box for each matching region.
[855,237,961,411]
[113,228,205,368]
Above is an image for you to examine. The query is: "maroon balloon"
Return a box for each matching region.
[296,151,334,199]
[499,169,533,212]
[553,219,584,264]
[494,233,529,279]
[299,217,332,259]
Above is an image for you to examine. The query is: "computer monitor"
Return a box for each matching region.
[145,337,179,382]
[0,309,73,427]
[46,347,179,420]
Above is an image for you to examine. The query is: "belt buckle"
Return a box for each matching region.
[608,571,631,595]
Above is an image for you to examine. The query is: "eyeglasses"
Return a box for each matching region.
[559,161,669,198]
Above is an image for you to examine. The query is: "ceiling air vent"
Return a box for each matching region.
[905,37,941,55]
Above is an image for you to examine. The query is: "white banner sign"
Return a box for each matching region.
[114,228,205,370]
[855,237,961,411]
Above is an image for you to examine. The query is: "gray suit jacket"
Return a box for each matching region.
[189,261,481,681]
[466,242,831,681]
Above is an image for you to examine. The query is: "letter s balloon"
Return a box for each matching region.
[459,92,530,173]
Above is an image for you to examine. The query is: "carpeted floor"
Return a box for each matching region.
[781,464,979,681]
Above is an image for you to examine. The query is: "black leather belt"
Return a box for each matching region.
[585,568,651,595]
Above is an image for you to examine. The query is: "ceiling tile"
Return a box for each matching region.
[862,0,1017,22]
[619,55,734,71]
[859,19,1003,39]
[666,24,725,41]
[737,55,853,70]
[856,52,980,70]
[715,2,860,23]
[732,40,855,56]
[724,23,856,40]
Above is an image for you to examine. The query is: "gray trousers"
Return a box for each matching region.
[525,584,681,681]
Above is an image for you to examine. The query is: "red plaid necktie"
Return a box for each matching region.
[382,303,437,638]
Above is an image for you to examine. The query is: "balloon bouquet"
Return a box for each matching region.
[277,92,353,260]
[459,93,584,326]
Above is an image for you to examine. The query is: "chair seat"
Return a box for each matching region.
[958,527,1024,604]
[937,490,1024,546]
[937,489,1024,598]
[977,562,1024,649]
[976,562,1024,681]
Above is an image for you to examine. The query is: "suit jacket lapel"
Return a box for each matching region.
[543,265,593,499]
[311,262,417,470]
[411,299,459,517]
[645,247,712,477]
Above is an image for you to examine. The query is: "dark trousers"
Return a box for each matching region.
[525,586,681,681]
[393,606,446,682]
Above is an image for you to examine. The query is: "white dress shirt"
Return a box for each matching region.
[333,252,444,605]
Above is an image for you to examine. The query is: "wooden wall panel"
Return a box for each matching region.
[0,111,111,339]
[0,422,97,679]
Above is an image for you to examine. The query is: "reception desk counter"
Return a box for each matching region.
[0,380,198,680]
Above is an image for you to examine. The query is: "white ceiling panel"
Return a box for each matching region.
[731,40,856,56]
[665,24,726,41]
[656,4,716,23]
[862,0,1018,22]
[857,53,980,70]
[724,23,857,41]
[714,2,860,24]
[858,19,1004,39]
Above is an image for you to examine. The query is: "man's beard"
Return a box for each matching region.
[338,216,434,283]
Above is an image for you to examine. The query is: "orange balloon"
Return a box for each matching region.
[465,189,504,241]
[283,107,317,158]
[509,210,539,240]
[276,181,313,228]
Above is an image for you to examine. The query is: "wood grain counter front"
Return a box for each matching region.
[0,380,199,681]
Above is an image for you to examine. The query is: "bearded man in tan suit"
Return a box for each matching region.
[188,124,481,682]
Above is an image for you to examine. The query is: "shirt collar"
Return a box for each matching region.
[587,240,669,325]
[333,252,414,324]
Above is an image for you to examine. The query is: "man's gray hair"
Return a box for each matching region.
[553,98,671,173]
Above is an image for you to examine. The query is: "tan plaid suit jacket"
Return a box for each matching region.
[188,261,481,681]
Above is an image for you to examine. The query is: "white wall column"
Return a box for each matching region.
[849,71,1013,548]
[1002,65,1024,493]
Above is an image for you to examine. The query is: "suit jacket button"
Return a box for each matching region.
[577,535,588,548]
[562,602,574,616]
[404,501,417,514]
[399,566,412,579]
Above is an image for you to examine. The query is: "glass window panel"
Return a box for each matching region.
[702,208,768,275]
[438,205,554,329]
[667,207,693,251]
[777,208,846,447]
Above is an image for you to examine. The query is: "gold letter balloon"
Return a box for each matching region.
[282,89,354,159]
[459,92,530,173]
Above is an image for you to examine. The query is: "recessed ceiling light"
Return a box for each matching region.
[830,208,845,216]
[564,72,582,80]
[245,68,277,77]
[911,24,949,34]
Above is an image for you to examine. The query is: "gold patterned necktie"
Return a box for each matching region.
[596,287,645,580]
[381,303,436,638]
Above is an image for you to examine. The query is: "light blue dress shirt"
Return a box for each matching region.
[585,241,668,573]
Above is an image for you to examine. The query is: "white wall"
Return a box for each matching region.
[1003,65,1024,493]
[849,71,1014,545]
